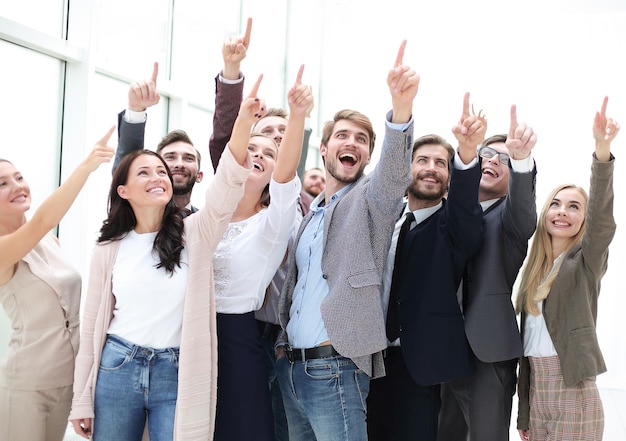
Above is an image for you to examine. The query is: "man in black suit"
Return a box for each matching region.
[437,106,537,441]
[368,93,485,441]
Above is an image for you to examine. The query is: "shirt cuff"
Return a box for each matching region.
[385,111,413,132]
[218,72,244,84]
[454,152,478,170]
[124,109,147,124]
[510,155,535,173]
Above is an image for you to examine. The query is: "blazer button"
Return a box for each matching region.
[65,320,69,328]
[322,274,328,279]
[399,325,404,333]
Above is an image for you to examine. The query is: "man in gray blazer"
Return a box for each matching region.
[437,106,538,441]
[276,41,419,441]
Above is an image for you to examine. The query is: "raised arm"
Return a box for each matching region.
[228,75,267,165]
[451,92,486,164]
[209,18,252,171]
[387,40,419,124]
[112,62,160,172]
[273,65,313,184]
[0,128,115,273]
[592,96,619,162]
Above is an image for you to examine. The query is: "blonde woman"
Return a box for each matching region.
[516,97,619,441]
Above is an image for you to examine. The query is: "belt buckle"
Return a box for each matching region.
[285,346,294,363]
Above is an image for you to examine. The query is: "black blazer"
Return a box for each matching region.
[393,163,483,386]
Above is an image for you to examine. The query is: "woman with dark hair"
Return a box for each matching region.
[516,97,619,441]
[0,129,114,441]
[69,78,262,441]
[211,67,312,440]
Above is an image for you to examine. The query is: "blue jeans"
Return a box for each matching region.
[276,354,370,441]
[93,334,179,441]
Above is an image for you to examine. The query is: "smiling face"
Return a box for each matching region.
[302,168,325,197]
[545,187,586,242]
[407,144,450,208]
[321,119,371,187]
[159,141,202,196]
[0,160,31,216]
[479,141,510,202]
[117,154,173,208]
[247,134,278,188]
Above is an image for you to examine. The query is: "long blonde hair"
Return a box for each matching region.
[515,184,588,315]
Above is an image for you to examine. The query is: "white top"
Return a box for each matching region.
[213,177,301,313]
[108,230,188,348]
[523,301,558,357]
[523,255,562,357]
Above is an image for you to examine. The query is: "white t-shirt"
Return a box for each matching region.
[108,230,188,348]
[213,177,300,313]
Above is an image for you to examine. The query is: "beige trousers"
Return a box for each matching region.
[0,384,72,441]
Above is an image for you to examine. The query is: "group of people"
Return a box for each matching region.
[0,17,619,441]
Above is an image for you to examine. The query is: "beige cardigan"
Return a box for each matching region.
[69,147,251,440]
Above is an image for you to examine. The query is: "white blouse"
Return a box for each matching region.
[213,176,300,313]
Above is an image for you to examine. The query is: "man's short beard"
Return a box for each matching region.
[173,179,195,196]
[407,183,446,201]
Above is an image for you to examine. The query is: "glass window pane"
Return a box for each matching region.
[170,2,242,105]
[95,0,170,80]
[0,0,66,37]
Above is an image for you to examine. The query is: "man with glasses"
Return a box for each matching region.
[437,106,538,441]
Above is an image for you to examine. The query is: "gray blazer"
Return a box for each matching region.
[464,165,537,363]
[279,114,413,378]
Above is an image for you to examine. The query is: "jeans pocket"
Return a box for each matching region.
[99,340,132,371]
[303,359,336,380]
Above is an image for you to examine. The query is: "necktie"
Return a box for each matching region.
[386,212,415,341]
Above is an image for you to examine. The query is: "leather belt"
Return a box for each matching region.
[285,345,339,362]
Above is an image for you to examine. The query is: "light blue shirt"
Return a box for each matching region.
[286,186,351,348]
[286,117,413,349]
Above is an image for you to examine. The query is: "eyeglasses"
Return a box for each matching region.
[478,146,510,165]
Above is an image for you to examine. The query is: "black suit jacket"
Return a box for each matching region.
[393,163,483,386]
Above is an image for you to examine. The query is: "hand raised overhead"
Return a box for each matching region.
[505,105,536,160]
[128,62,160,112]
[451,92,487,155]
[287,65,314,118]
[593,96,619,162]
[222,17,252,79]
[238,74,266,125]
[387,40,420,124]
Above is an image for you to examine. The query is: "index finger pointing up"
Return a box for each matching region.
[394,40,407,68]
[243,17,253,47]
[295,64,305,86]
[600,96,609,118]
[248,74,263,98]
[151,62,158,85]
[509,104,518,136]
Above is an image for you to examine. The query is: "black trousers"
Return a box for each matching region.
[367,347,441,441]
[214,312,275,441]
[437,357,517,441]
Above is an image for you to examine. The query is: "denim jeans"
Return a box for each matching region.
[276,354,370,441]
[93,334,179,441]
